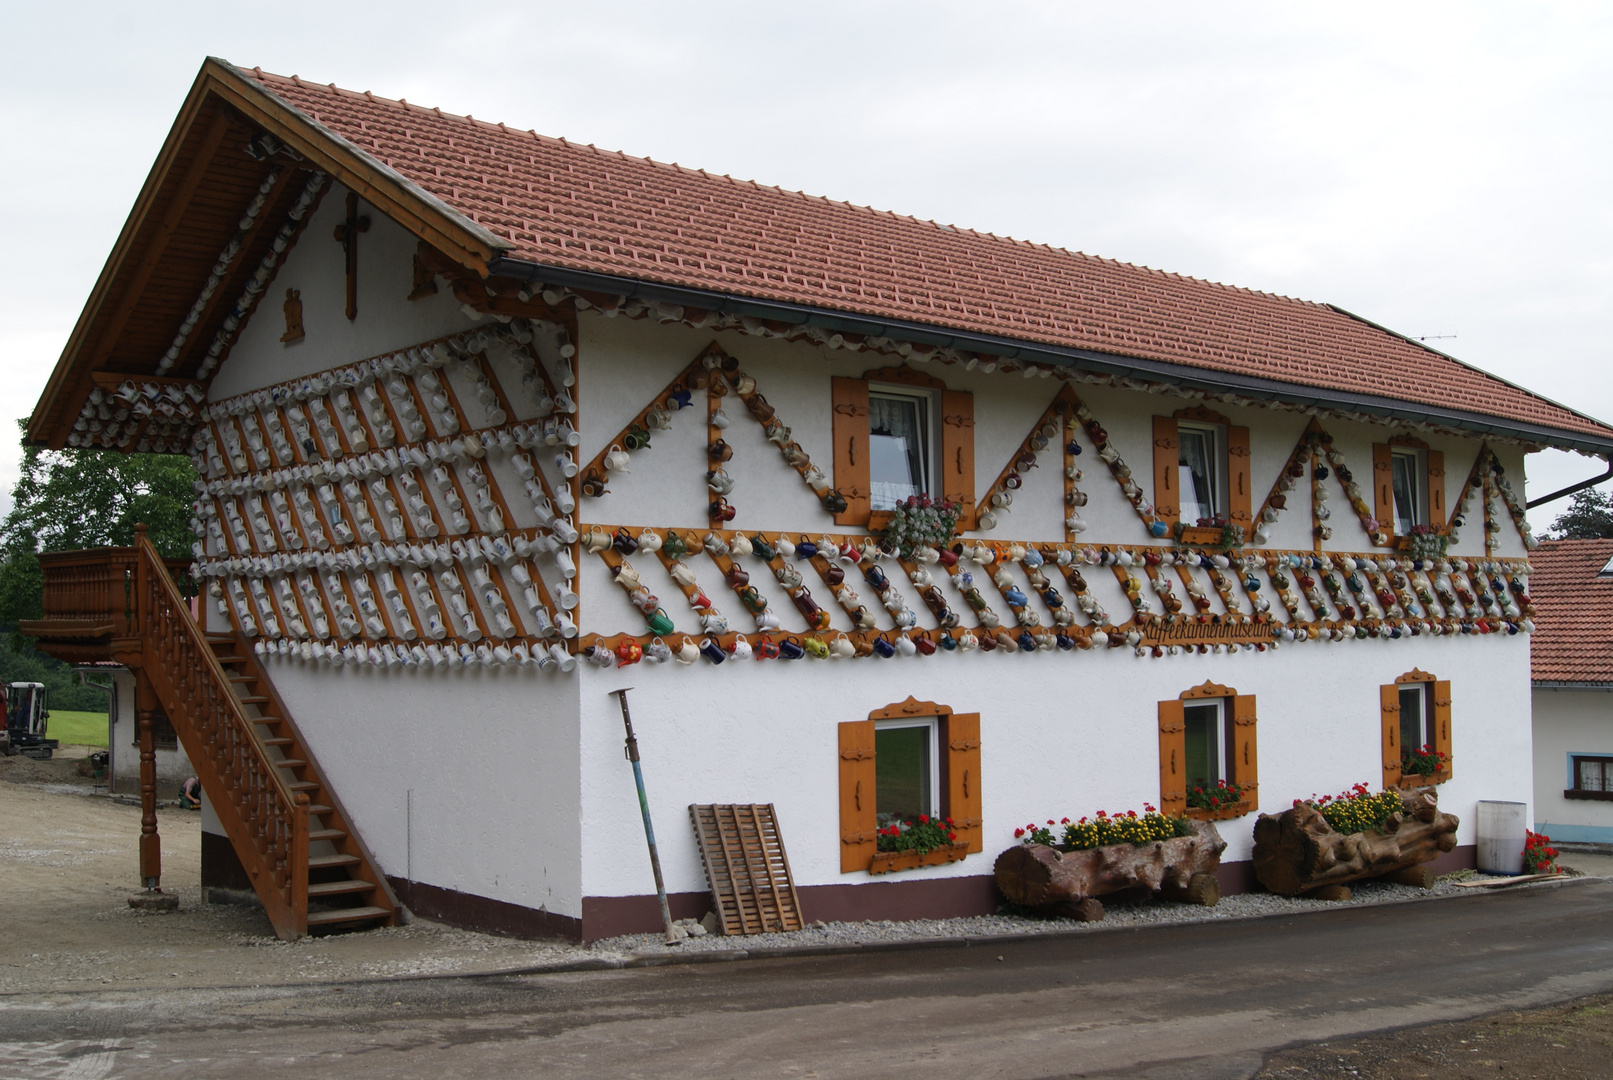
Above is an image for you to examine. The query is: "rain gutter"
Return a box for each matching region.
[488,257,1613,459]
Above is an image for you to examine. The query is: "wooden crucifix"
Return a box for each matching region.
[332,192,371,320]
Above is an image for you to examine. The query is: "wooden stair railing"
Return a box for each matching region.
[131,535,399,940]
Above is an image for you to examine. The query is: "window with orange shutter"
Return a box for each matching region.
[840,698,982,874]
[831,369,974,530]
[1160,682,1257,821]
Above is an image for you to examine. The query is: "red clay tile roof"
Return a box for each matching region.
[242,66,1613,444]
[1529,539,1613,684]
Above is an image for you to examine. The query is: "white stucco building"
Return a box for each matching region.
[1529,539,1613,845]
[21,59,1611,940]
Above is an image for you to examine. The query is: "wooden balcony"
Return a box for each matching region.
[19,546,194,665]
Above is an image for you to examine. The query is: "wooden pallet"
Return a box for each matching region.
[689,804,804,936]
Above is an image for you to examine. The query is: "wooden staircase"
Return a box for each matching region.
[198,627,399,936]
[22,536,399,940]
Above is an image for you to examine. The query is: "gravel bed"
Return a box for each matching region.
[590,870,1580,959]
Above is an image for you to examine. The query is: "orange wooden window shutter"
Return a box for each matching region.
[830,377,870,527]
[1433,679,1453,780]
[941,390,976,530]
[1227,426,1252,528]
[838,719,877,873]
[1379,683,1402,790]
[1158,699,1186,816]
[1152,416,1180,525]
[1373,444,1395,534]
[1232,694,1258,800]
[1426,450,1446,526]
[946,712,983,853]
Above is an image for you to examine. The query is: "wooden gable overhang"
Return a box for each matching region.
[27,57,508,452]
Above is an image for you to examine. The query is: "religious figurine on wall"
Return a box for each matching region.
[279,288,305,343]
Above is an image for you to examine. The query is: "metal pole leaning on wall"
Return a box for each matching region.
[611,688,681,945]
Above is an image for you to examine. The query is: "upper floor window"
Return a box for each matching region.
[831,369,975,528]
[1373,439,1444,540]
[868,388,934,511]
[1152,410,1251,531]
[1391,447,1426,534]
[1177,421,1227,524]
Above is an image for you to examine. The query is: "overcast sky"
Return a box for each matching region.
[2,2,1609,528]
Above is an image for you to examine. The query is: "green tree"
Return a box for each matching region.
[0,420,197,695]
[1548,487,1613,540]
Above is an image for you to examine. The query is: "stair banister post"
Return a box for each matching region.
[132,523,148,638]
[291,793,310,939]
[134,669,162,891]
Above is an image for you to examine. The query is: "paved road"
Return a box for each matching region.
[2,880,1611,1080]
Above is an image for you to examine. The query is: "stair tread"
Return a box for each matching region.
[306,905,389,926]
[308,828,348,842]
[308,880,375,897]
[308,853,361,869]
[286,781,320,792]
[260,737,294,747]
[308,804,332,815]
[275,759,309,768]
[238,695,271,704]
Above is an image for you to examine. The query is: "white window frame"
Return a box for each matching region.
[1390,447,1426,535]
[1182,698,1228,786]
[1176,421,1227,523]
[867,385,936,511]
[1399,682,1431,753]
[874,716,940,821]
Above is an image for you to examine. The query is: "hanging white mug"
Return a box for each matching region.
[830,633,856,659]
[729,634,753,660]
[604,445,631,473]
[554,452,579,478]
[710,409,730,429]
[645,637,672,663]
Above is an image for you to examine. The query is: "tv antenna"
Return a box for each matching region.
[1416,332,1457,342]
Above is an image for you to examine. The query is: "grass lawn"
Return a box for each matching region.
[44,711,109,747]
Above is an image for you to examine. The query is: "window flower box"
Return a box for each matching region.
[869,842,969,875]
[1175,526,1224,546]
[1396,770,1449,790]
[1187,799,1253,822]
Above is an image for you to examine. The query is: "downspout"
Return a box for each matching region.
[1526,456,1613,510]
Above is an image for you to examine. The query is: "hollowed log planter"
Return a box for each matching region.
[1252,786,1458,898]
[993,821,1227,921]
[869,842,970,875]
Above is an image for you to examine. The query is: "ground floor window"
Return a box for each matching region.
[1567,755,1613,800]
[874,717,939,826]
[839,698,981,872]
[1398,682,1431,757]
[1381,671,1450,788]
[132,709,178,752]
[1183,698,1230,791]
[1159,683,1257,820]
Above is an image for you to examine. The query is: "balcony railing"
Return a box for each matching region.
[21,546,193,660]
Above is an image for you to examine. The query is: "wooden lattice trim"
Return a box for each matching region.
[689,803,804,936]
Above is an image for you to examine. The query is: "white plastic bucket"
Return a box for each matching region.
[1476,800,1528,874]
